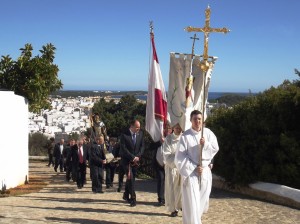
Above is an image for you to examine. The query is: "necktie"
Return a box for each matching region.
[132,133,136,145]
[79,147,83,163]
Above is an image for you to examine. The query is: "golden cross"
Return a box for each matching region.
[185,5,230,66]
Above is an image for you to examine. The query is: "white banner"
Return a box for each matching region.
[167,53,216,131]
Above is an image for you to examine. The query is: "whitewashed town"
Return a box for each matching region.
[28,94,223,139]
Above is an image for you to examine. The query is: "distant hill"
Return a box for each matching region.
[51,90,253,106]
[210,93,254,107]
[50,90,147,98]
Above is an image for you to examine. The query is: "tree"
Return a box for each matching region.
[0,43,63,113]
[207,71,300,188]
[92,95,146,138]
[28,132,49,156]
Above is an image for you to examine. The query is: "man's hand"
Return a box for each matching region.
[200,137,205,145]
[102,159,107,164]
[133,157,140,162]
[196,166,203,176]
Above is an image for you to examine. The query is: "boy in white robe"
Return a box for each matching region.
[163,123,182,217]
[175,110,219,224]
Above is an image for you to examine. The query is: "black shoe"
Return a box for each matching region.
[130,200,136,207]
[123,194,130,202]
[54,168,57,172]
[170,211,178,217]
[117,187,121,192]
[77,186,82,189]
[106,185,110,189]
[60,170,63,172]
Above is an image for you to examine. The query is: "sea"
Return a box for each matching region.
[111,92,251,101]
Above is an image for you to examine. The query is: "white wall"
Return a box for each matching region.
[0,91,28,190]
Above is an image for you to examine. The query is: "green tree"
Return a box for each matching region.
[92,95,146,138]
[0,43,63,113]
[28,132,49,156]
[207,71,300,188]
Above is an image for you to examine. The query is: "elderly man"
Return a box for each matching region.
[175,110,219,224]
[67,137,88,189]
[90,136,107,193]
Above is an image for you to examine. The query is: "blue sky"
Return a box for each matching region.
[1,0,299,93]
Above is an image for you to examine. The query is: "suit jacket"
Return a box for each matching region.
[149,140,163,168]
[54,143,65,159]
[67,144,88,167]
[89,144,106,167]
[120,129,145,166]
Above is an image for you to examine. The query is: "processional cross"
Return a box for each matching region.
[184,5,230,187]
[185,5,230,71]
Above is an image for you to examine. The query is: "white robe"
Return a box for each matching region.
[175,127,219,224]
[163,133,182,212]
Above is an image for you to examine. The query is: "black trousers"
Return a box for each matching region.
[123,164,137,200]
[48,153,54,166]
[66,163,72,181]
[90,164,104,192]
[155,165,165,203]
[76,163,86,188]
[54,156,64,171]
[105,163,116,187]
[118,165,125,189]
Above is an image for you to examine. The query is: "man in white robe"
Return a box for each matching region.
[175,110,219,224]
[163,123,182,217]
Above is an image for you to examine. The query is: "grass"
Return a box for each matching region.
[0,175,48,197]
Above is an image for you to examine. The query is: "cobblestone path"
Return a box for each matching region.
[0,162,299,224]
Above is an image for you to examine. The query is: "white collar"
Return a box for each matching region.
[191,128,201,135]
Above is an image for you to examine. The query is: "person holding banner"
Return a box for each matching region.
[175,110,219,224]
[163,123,183,217]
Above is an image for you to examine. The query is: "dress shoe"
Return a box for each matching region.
[54,168,57,172]
[122,194,130,202]
[170,211,178,217]
[130,200,136,207]
[117,187,121,192]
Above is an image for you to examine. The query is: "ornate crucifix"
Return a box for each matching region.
[185,5,230,71]
[184,6,230,189]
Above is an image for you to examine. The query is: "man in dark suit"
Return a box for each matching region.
[67,137,88,189]
[120,119,145,207]
[54,138,65,172]
[63,138,75,181]
[89,136,107,193]
[46,137,55,167]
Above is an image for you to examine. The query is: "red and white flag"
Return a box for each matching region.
[145,32,167,142]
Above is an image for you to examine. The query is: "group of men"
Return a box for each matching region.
[46,135,121,192]
[45,110,219,224]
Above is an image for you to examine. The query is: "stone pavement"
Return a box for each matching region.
[0,162,299,224]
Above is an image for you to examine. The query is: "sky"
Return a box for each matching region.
[0,0,299,93]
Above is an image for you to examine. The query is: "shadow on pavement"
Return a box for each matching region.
[46,217,125,224]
